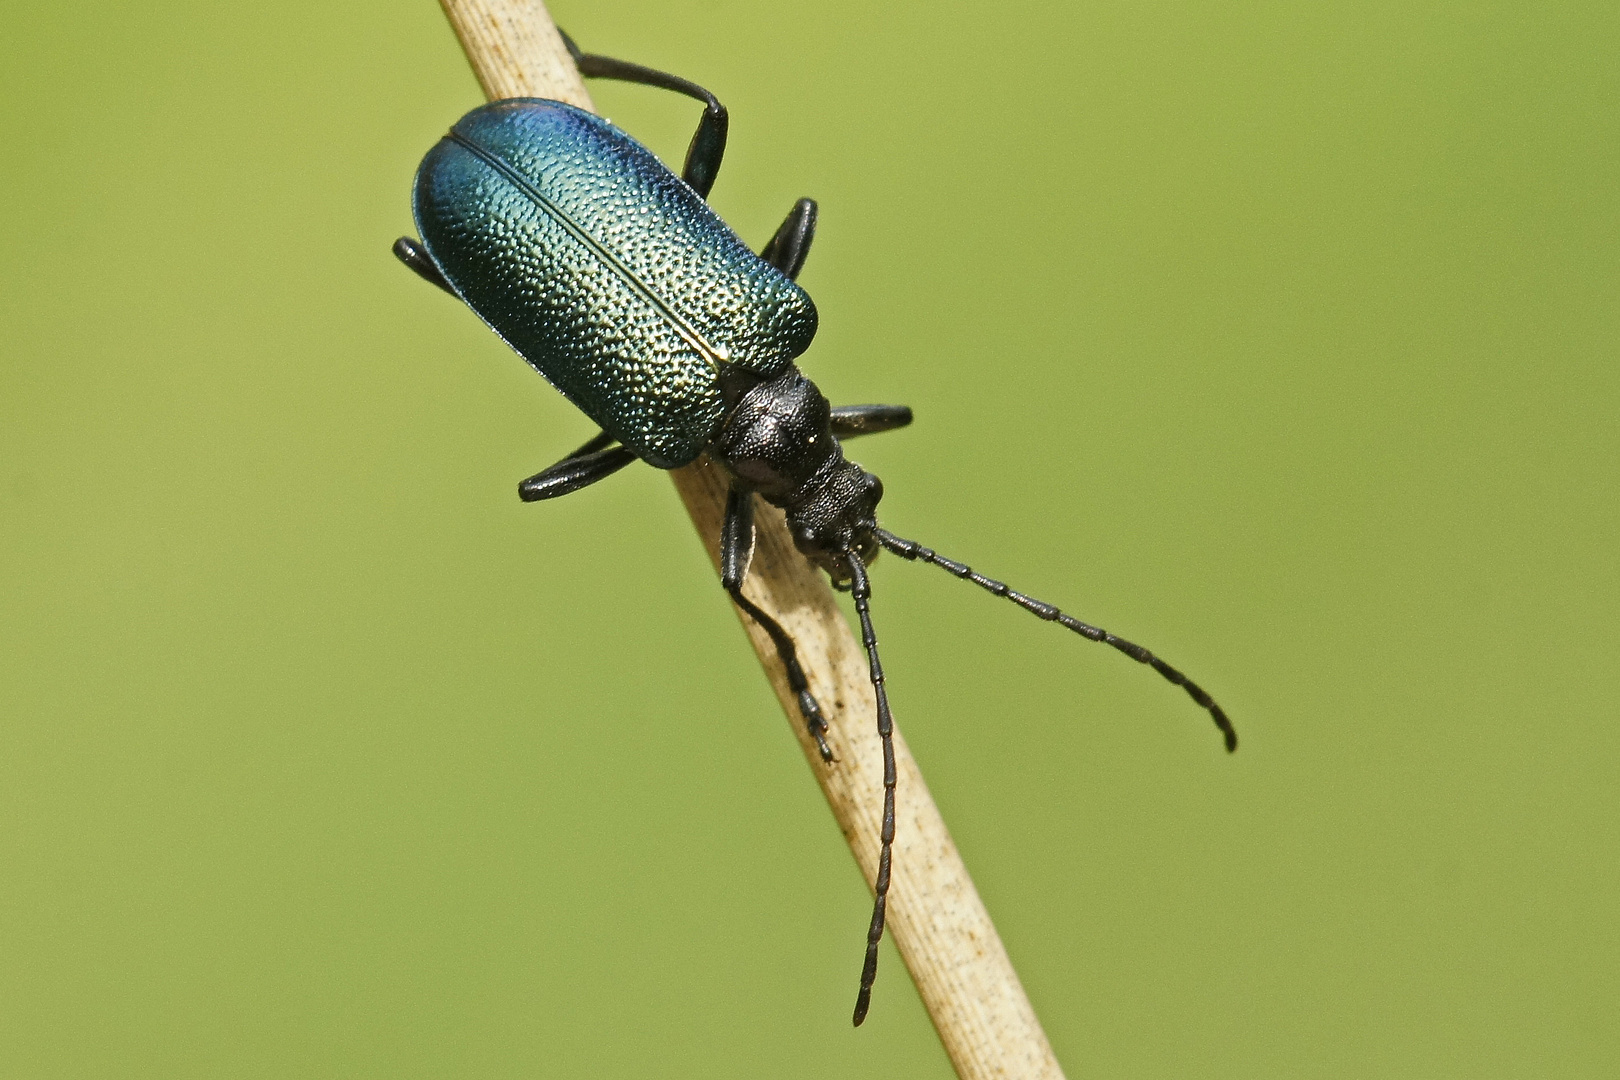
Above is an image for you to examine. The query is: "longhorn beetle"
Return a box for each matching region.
[394,34,1237,1026]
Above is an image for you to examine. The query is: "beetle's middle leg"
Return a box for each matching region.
[518,433,638,502]
[722,484,835,762]
[760,198,818,280]
[560,31,728,200]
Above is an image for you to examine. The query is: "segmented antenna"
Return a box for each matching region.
[844,555,896,1026]
[872,527,1237,752]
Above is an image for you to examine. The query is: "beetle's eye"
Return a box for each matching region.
[863,474,884,502]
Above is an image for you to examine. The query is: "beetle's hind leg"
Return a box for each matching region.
[721,484,835,762]
[392,236,456,296]
[559,31,728,200]
[760,198,818,280]
[518,431,638,502]
[830,404,914,440]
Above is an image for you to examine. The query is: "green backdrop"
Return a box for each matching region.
[3,1,1616,1076]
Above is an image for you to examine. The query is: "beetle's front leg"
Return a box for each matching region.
[830,404,914,440]
[722,485,835,762]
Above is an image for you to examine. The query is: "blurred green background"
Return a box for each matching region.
[3,0,1616,1076]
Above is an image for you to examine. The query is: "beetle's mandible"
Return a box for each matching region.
[395,35,1237,1027]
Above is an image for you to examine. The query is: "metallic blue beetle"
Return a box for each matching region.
[395,37,1235,1026]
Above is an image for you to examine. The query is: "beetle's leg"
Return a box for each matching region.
[392,236,456,296]
[760,198,818,280]
[830,405,914,440]
[721,484,835,762]
[518,445,638,502]
[563,429,619,460]
[559,30,728,199]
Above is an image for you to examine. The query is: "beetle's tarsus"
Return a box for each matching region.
[798,692,836,762]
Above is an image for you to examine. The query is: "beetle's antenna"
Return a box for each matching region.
[844,553,895,1027]
[872,527,1237,752]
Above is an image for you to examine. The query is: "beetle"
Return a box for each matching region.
[394,34,1237,1026]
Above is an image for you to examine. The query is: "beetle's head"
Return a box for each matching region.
[785,461,884,583]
